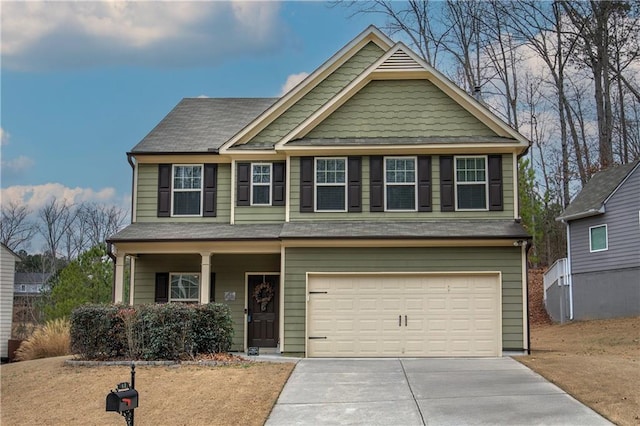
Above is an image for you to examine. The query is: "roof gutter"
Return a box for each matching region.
[556,206,604,222]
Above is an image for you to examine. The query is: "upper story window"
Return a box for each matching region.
[170,273,200,302]
[173,165,202,216]
[455,156,487,210]
[385,157,417,211]
[315,157,347,211]
[589,224,608,252]
[252,163,272,205]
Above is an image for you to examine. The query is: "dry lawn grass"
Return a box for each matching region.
[1,356,295,426]
[518,316,640,426]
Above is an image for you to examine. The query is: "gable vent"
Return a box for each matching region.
[377,49,423,71]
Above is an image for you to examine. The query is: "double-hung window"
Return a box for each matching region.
[315,157,347,211]
[589,224,608,252]
[251,163,271,205]
[169,273,200,302]
[173,165,202,216]
[455,156,487,210]
[385,157,417,210]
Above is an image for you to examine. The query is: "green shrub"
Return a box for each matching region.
[192,303,234,353]
[69,303,234,360]
[70,304,125,360]
[15,318,71,361]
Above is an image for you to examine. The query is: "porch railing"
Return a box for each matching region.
[543,257,569,302]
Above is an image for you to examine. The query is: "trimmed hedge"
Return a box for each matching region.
[70,303,234,360]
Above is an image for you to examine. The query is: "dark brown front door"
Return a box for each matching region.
[247,274,279,348]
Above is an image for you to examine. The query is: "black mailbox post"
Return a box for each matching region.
[106,364,138,426]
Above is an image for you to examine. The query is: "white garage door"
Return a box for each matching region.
[307,273,501,357]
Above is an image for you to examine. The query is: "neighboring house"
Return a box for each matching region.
[1,244,20,360]
[549,160,640,322]
[108,26,531,358]
[13,272,51,325]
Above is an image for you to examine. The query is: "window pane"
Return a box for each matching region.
[252,185,270,204]
[457,184,486,209]
[386,158,415,183]
[387,185,415,210]
[590,226,607,251]
[317,159,345,184]
[174,166,202,189]
[456,157,485,183]
[317,186,345,210]
[253,165,270,183]
[173,192,201,215]
[171,274,199,300]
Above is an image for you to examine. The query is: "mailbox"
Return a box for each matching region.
[106,388,139,413]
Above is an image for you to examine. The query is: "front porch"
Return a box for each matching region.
[112,249,281,353]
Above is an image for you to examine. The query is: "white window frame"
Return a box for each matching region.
[384,156,418,212]
[171,164,203,217]
[169,273,201,302]
[454,155,489,211]
[314,157,348,212]
[250,163,272,206]
[589,224,608,252]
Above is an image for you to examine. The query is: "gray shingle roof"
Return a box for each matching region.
[557,160,639,221]
[287,136,518,146]
[280,220,529,239]
[108,220,529,242]
[108,223,283,242]
[131,98,277,153]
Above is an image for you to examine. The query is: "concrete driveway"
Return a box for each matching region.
[266,358,611,426]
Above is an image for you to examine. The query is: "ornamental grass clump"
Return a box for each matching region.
[15,318,71,361]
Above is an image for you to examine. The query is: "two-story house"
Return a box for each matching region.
[108,26,531,358]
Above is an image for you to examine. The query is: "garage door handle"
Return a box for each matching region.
[399,315,401,326]
[405,315,407,327]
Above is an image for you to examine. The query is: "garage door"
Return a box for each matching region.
[307,273,501,357]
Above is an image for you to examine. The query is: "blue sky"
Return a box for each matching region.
[1,1,389,212]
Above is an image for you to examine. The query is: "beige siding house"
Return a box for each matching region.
[1,244,20,360]
[109,26,531,357]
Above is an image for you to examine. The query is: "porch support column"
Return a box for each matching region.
[114,253,126,303]
[200,253,211,304]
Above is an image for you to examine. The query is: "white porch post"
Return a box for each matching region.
[114,253,125,303]
[129,257,136,305]
[200,253,211,304]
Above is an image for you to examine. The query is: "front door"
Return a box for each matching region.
[247,274,279,348]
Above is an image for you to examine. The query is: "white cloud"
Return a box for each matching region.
[1,155,35,174]
[1,1,287,71]
[0,128,9,145]
[280,72,309,96]
[1,183,119,211]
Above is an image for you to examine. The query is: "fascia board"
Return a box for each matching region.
[218,26,394,154]
[276,144,524,156]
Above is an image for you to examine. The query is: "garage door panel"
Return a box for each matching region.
[308,274,501,357]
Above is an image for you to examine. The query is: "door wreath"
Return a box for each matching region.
[253,282,274,311]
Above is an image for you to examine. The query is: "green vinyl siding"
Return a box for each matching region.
[245,42,385,146]
[135,163,231,223]
[290,154,514,220]
[234,206,286,224]
[306,80,497,139]
[283,246,524,354]
[133,253,280,351]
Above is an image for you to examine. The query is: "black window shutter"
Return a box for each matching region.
[237,163,251,206]
[417,156,432,212]
[209,272,216,303]
[272,162,285,206]
[300,157,314,212]
[155,272,169,303]
[348,156,362,212]
[488,155,503,211]
[370,156,384,212]
[203,164,217,217]
[157,164,172,217]
[440,156,455,212]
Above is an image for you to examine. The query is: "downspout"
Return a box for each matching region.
[565,221,574,320]
[525,240,533,355]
